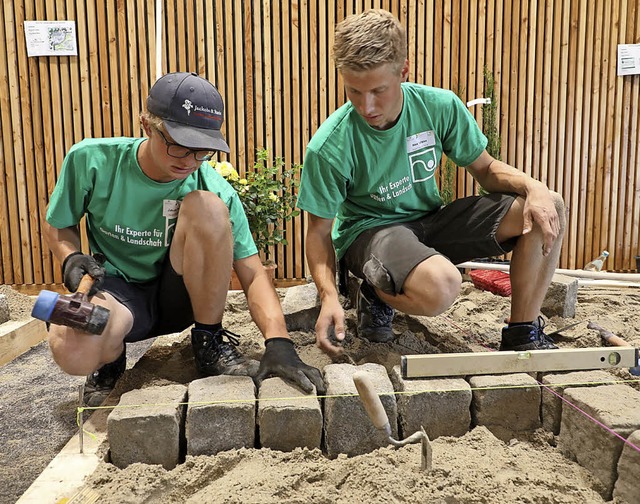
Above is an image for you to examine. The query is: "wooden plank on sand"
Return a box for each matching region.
[0,318,47,366]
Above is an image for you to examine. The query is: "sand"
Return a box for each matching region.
[0,284,35,321]
[3,280,639,503]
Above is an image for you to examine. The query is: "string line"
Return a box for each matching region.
[438,313,640,455]
[76,377,640,454]
[538,380,640,454]
[74,314,640,454]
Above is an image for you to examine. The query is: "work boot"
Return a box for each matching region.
[357,281,395,343]
[499,318,558,351]
[83,348,126,407]
[191,328,259,377]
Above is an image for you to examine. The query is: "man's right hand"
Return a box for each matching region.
[315,297,346,357]
[62,252,106,296]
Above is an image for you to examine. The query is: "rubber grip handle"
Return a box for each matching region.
[353,371,389,430]
[76,274,95,296]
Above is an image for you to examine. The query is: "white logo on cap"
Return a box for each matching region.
[182,99,193,115]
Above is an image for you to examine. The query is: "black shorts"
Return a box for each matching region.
[100,259,194,342]
[343,193,518,295]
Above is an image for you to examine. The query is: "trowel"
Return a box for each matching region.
[353,371,432,470]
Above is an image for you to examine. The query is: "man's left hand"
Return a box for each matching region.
[522,188,560,256]
[255,338,326,394]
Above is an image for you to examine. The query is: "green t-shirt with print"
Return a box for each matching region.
[297,83,488,259]
[46,137,257,283]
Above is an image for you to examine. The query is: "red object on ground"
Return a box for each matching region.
[468,269,512,297]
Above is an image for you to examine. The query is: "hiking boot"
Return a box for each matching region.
[499,318,558,351]
[357,281,395,343]
[191,328,259,377]
[83,348,126,407]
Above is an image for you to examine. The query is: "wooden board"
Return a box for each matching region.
[402,347,639,379]
[16,393,113,504]
[0,318,47,366]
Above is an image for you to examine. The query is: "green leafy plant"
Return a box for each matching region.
[477,66,501,197]
[441,85,465,205]
[210,149,301,262]
[482,66,501,161]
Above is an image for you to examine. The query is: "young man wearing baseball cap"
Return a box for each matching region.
[44,72,324,406]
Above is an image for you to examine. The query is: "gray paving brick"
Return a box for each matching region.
[391,365,471,439]
[258,377,321,451]
[540,370,616,434]
[541,273,578,318]
[469,373,541,441]
[323,363,397,457]
[186,375,256,455]
[559,384,640,499]
[281,283,320,332]
[613,429,640,503]
[108,384,187,469]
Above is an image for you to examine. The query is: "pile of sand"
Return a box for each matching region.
[77,282,640,502]
[0,285,35,321]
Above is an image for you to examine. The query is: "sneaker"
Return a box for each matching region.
[191,328,260,377]
[83,348,126,407]
[357,281,395,343]
[499,318,558,351]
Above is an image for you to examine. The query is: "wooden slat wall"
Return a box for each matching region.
[2,0,640,286]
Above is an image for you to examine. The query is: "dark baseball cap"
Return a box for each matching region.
[146,72,230,153]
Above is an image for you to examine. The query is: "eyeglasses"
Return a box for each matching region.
[154,128,215,161]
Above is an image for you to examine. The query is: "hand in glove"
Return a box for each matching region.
[62,252,106,296]
[255,338,326,395]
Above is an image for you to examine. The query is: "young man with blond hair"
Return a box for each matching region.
[297,10,565,356]
[45,72,324,405]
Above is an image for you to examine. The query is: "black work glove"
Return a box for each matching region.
[62,252,106,296]
[255,338,326,395]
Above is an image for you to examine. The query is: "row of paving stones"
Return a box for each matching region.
[107,362,640,503]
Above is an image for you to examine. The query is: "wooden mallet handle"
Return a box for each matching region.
[76,274,95,296]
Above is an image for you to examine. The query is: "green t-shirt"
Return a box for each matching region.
[297,83,488,259]
[46,137,257,282]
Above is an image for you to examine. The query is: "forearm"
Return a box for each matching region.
[247,283,289,340]
[469,153,548,197]
[306,222,339,303]
[236,255,289,339]
[43,221,82,264]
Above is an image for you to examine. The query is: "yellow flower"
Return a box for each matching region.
[239,178,248,185]
[214,161,239,180]
[268,193,279,202]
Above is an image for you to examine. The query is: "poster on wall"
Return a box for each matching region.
[617,44,640,76]
[24,20,77,57]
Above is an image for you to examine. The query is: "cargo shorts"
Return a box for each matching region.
[342,193,519,295]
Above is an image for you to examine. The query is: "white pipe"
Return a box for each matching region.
[577,279,640,288]
[466,97,491,107]
[155,0,163,81]
[457,260,640,283]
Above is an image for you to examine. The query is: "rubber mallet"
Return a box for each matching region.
[31,274,110,335]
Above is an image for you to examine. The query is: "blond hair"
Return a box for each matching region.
[333,9,407,73]
[140,110,164,130]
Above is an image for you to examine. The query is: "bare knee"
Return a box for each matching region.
[48,329,102,375]
[550,191,566,230]
[47,293,131,376]
[402,258,462,316]
[179,190,230,228]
